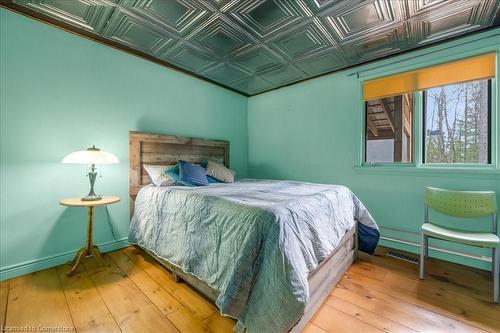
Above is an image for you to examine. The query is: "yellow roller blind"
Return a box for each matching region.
[363,52,496,100]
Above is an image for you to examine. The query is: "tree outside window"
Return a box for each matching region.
[424,80,490,164]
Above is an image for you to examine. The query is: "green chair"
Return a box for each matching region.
[419,187,499,303]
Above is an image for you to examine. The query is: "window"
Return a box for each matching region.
[365,94,414,163]
[423,79,491,164]
[362,53,495,167]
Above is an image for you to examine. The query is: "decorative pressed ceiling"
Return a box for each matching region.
[4,0,500,96]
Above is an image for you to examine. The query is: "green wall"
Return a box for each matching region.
[0,9,248,279]
[248,29,500,270]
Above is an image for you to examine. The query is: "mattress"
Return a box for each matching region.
[129,179,379,333]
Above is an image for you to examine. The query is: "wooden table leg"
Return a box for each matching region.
[69,248,84,266]
[67,206,106,276]
[91,245,105,266]
[67,247,88,277]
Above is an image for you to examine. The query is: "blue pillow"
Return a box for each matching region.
[207,175,221,184]
[165,164,190,186]
[179,160,209,186]
[167,163,180,176]
[166,162,220,185]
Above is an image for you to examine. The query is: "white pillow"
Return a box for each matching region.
[143,164,177,186]
[205,161,235,183]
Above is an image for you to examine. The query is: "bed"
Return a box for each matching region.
[128,131,379,333]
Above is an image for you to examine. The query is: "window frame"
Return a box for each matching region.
[421,79,492,165]
[356,47,499,175]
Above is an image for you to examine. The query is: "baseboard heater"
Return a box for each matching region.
[385,250,419,264]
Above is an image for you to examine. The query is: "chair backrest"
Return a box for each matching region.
[425,187,497,218]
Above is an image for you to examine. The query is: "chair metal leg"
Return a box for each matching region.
[494,247,499,304]
[420,233,427,280]
[493,248,497,278]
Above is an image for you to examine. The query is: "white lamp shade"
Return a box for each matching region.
[62,149,119,165]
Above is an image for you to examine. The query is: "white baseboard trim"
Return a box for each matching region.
[0,238,129,281]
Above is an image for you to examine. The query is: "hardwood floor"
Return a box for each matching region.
[1,246,499,333]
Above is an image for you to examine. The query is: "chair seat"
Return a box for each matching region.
[422,223,499,248]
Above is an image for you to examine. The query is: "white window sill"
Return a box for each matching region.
[353,164,500,179]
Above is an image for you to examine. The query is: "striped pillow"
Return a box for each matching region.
[179,160,209,186]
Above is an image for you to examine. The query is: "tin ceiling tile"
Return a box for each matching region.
[343,27,405,62]
[227,0,310,39]
[322,0,403,42]
[187,14,256,58]
[203,0,242,11]
[230,45,283,74]
[160,43,217,73]
[232,75,274,94]
[294,47,345,76]
[202,62,252,84]
[408,0,471,16]
[270,18,336,61]
[11,0,500,95]
[119,0,212,36]
[299,0,344,15]
[258,64,306,86]
[14,0,115,32]
[408,0,497,44]
[102,8,176,55]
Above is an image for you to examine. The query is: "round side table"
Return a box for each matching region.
[60,196,120,277]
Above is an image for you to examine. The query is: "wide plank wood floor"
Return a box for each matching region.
[1,246,499,333]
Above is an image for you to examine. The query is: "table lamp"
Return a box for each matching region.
[62,145,119,201]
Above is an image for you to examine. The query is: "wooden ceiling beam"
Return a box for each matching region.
[367,129,394,140]
[366,116,378,137]
[380,99,395,132]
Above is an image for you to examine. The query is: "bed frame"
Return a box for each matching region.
[129,131,357,332]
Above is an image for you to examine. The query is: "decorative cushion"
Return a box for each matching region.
[207,175,221,184]
[165,165,187,186]
[179,160,209,186]
[166,162,221,185]
[200,158,224,168]
[143,164,178,186]
[205,160,235,183]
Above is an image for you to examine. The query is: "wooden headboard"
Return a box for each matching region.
[129,131,229,215]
